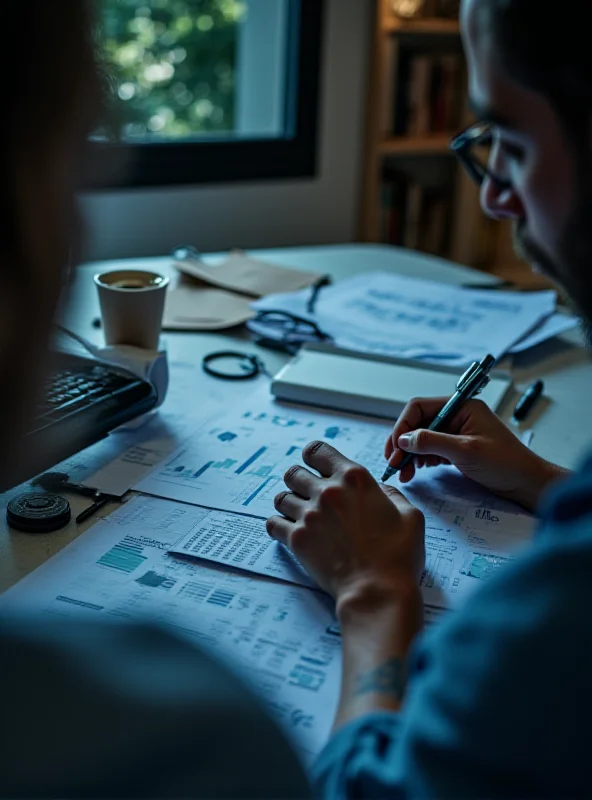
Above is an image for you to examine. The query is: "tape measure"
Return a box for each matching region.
[7,493,71,533]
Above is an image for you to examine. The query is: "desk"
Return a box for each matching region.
[1,243,591,593]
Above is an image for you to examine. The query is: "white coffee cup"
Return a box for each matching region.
[94,269,170,350]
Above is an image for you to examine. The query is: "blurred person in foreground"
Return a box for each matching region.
[0,4,307,797]
[268,0,592,796]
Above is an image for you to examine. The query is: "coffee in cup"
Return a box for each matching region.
[94,269,169,350]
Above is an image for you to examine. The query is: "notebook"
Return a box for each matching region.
[271,345,513,419]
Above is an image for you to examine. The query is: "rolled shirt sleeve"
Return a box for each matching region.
[314,512,592,799]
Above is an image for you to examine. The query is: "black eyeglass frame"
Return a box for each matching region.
[253,310,332,341]
[449,121,513,191]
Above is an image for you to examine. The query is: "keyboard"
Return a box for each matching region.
[24,352,157,484]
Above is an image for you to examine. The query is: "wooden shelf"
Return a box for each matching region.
[384,17,460,35]
[379,134,454,156]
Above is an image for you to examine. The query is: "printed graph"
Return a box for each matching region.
[137,399,393,520]
[135,570,176,589]
[98,537,147,574]
[460,552,511,580]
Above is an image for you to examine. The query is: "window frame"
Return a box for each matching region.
[90,0,325,189]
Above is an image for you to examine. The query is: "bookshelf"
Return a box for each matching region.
[360,0,517,272]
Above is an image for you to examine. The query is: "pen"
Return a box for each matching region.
[381,353,496,483]
[306,275,331,314]
[513,379,544,423]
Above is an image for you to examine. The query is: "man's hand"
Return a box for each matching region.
[267,440,426,727]
[266,440,425,618]
[385,397,568,513]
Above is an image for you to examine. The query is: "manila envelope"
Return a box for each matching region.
[162,284,255,331]
[174,250,321,298]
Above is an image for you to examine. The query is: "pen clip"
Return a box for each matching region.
[456,354,496,393]
[457,361,481,391]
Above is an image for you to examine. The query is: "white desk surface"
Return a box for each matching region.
[1,243,590,592]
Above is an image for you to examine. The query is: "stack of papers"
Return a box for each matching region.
[0,337,540,765]
[249,272,575,367]
[1,390,537,764]
[136,391,536,611]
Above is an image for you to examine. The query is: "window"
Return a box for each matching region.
[94,0,325,187]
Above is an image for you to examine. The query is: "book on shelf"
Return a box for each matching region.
[384,48,464,138]
[404,180,423,249]
[380,169,451,257]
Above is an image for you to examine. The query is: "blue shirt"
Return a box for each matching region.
[315,461,592,798]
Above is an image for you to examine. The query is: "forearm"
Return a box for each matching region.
[333,584,424,732]
[510,455,571,513]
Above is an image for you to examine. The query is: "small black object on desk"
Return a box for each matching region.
[202,351,268,380]
[32,471,120,525]
[513,379,544,422]
[7,493,71,533]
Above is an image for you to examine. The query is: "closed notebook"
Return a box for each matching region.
[271,346,512,419]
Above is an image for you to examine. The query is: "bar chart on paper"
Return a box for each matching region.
[136,395,391,519]
[144,443,286,516]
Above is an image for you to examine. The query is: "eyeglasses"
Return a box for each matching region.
[247,310,333,355]
[449,121,513,191]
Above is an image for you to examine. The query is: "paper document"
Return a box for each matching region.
[397,466,535,608]
[0,505,340,764]
[165,462,535,610]
[508,312,577,353]
[136,393,389,520]
[163,285,254,331]
[139,394,536,608]
[113,494,314,589]
[175,251,321,297]
[250,271,556,366]
[56,358,266,498]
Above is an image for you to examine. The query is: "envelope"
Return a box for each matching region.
[162,285,255,331]
[174,250,321,298]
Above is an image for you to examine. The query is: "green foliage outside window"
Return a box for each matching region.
[102,0,247,139]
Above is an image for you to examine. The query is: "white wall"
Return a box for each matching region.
[81,0,373,260]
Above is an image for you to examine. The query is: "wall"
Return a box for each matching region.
[81,0,374,260]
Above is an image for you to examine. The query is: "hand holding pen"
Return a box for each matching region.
[381,370,564,514]
[382,355,496,482]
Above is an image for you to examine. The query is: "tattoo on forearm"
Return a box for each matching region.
[354,659,405,701]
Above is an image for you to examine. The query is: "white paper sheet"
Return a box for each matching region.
[508,312,577,353]
[0,506,340,765]
[138,394,536,609]
[136,394,389,519]
[111,494,314,588]
[51,358,267,498]
[397,466,535,608]
[250,271,556,366]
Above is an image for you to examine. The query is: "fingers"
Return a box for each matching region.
[302,440,353,478]
[266,515,292,545]
[380,483,415,511]
[398,429,469,463]
[396,454,448,484]
[273,490,307,522]
[283,464,321,499]
[385,397,449,463]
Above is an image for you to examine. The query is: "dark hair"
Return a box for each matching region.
[483,0,592,327]
[0,3,101,488]
[485,0,592,162]
[0,2,101,259]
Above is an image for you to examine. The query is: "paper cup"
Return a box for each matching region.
[94,269,169,350]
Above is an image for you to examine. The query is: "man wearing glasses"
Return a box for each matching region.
[267,0,591,795]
